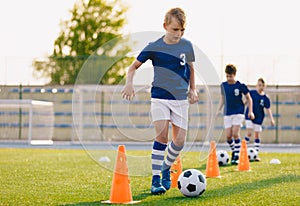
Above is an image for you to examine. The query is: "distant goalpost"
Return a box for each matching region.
[0,99,54,144]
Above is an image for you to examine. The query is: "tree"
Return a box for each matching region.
[33,0,133,85]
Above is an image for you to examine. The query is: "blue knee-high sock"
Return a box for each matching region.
[244,136,250,144]
[254,138,260,153]
[227,138,235,152]
[151,141,167,181]
[234,138,241,156]
[162,141,183,171]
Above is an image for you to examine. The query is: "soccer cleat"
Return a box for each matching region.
[231,152,239,165]
[161,168,171,190]
[231,159,238,165]
[230,152,236,165]
[151,178,166,195]
[151,183,166,195]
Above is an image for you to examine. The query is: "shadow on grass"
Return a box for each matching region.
[62,201,100,206]
[61,175,299,205]
[61,189,151,206]
[167,174,300,202]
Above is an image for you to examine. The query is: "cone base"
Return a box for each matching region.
[235,169,252,172]
[101,200,141,204]
[206,175,222,178]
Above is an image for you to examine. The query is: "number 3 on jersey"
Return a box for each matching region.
[180,53,186,66]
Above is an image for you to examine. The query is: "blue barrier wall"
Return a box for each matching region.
[0,85,299,143]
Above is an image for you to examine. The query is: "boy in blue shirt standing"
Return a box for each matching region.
[122,8,198,194]
[217,64,254,164]
[244,78,275,161]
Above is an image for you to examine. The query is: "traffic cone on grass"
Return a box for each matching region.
[238,140,251,171]
[205,141,221,178]
[102,145,140,204]
[171,156,182,188]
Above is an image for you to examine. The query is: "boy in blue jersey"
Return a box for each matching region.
[217,64,254,164]
[244,78,275,161]
[121,8,198,195]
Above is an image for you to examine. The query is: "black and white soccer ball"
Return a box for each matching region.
[248,147,258,161]
[177,169,206,197]
[216,150,229,166]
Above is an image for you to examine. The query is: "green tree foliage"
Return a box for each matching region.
[33,0,133,85]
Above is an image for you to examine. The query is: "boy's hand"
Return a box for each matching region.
[121,84,135,100]
[248,112,255,120]
[270,119,275,126]
[188,89,199,104]
[215,110,222,117]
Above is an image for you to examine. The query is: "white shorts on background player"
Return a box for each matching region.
[151,98,189,130]
[224,114,244,129]
[245,120,262,132]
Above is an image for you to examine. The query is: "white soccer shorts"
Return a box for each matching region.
[151,98,189,130]
[224,114,244,129]
[245,120,262,132]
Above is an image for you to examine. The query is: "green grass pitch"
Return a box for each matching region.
[0,148,299,205]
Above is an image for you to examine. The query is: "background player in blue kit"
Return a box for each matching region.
[244,78,275,161]
[121,8,198,195]
[217,64,255,164]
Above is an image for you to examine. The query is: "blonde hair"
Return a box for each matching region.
[164,8,186,27]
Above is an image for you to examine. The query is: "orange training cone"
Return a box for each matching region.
[205,141,221,178]
[238,140,251,171]
[171,156,182,188]
[102,145,140,204]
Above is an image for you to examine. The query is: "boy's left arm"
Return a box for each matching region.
[188,62,198,104]
[266,108,275,126]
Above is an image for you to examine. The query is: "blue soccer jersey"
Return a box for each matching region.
[245,90,271,125]
[137,36,195,100]
[221,81,249,115]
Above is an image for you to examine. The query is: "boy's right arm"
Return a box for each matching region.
[121,60,142,100]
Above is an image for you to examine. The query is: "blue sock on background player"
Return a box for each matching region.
[227,138,235,152]
[254,138,260,152]
[234,138,241,157]
[244,136,250,144]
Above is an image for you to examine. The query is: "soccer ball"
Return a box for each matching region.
[216,150,229,166]
[248,147,258,161]
[177,169,206,197]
